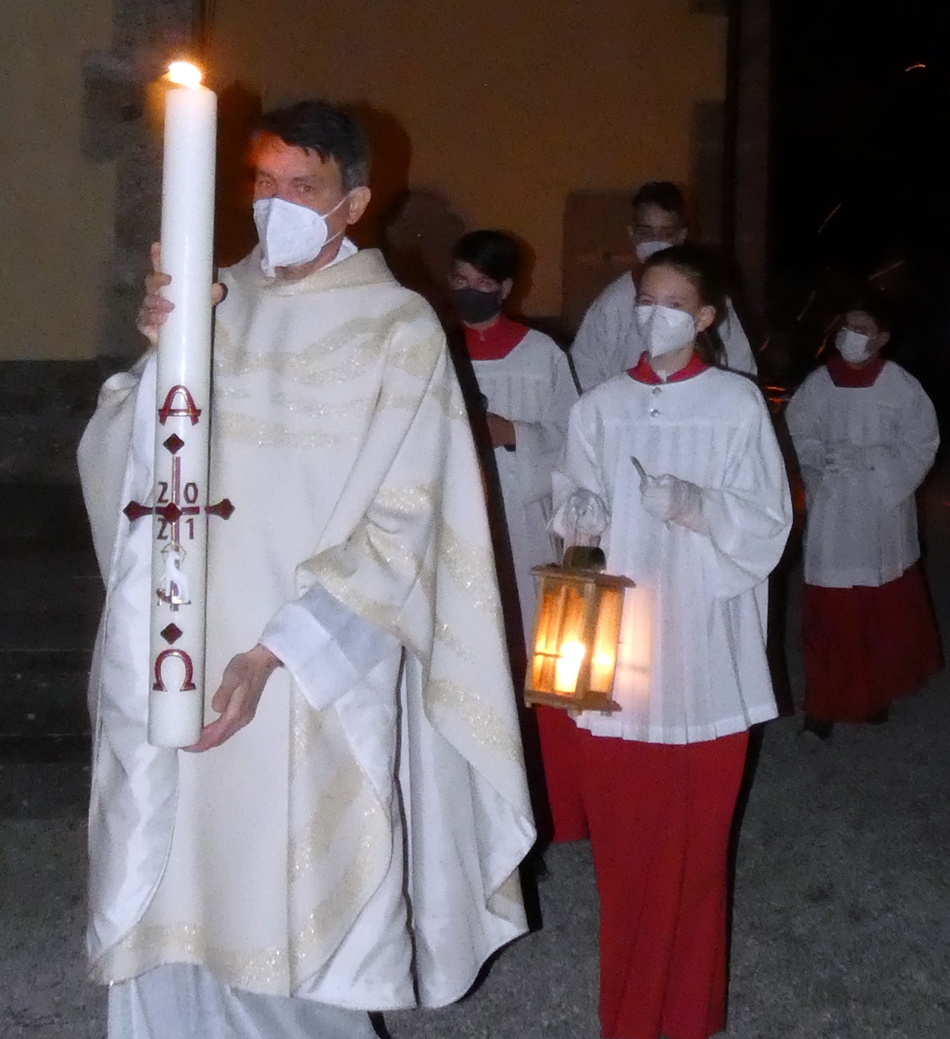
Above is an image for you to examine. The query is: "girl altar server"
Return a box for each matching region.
[537,244,792,1039]
[785,294,941,739]
[448,230,578,652]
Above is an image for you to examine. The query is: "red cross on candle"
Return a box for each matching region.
[124,432,234,535]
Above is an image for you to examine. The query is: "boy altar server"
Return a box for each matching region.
[448,229,577,651]
[570,181,757,393]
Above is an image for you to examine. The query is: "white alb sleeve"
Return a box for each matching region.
[260,583,400,710]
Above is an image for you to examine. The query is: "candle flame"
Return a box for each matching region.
[168,62,203,89]
[559,641,586,663]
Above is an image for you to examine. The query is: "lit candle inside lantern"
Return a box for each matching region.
[554,640,586,694]
[147,61,217,748]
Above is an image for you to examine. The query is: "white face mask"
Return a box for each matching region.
[253,194,349,276]
[635,304,697,359]
[836,327,872,364]
[635,240,672,263]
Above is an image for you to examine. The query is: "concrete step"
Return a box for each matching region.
[0,654,92,738]
[0,482,100,737]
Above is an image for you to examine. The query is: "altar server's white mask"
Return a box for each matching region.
[636,238,683,263]
[836,327,872,364]
[253,194,349,276]
[635,304,697,358]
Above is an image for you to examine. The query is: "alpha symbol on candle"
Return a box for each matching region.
[159,385,202,425]
[167,62,203,89]
[153,648,198,691]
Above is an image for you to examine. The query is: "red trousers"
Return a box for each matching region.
[537,706,748,1039]
[802,562,942,723]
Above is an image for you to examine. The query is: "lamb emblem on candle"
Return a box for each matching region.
[158,542,191,608]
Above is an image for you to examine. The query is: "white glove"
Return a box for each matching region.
[640,473,707,533]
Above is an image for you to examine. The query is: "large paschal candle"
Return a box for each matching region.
[147,61,217,748]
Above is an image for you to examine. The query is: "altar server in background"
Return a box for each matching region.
[448,230,578,653]
[570,181,757,392]
[785,292,941,740]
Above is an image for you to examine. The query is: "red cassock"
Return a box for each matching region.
[803,562,942,722]
[788,353,943,723]
[537,706,747,1039]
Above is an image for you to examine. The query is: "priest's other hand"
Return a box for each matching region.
[187,644,283,752]
[137,242,227,346]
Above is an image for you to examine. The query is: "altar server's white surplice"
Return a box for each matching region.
[471,327,577,642]
[785,360,939,589]
[552,365,792,743]
[570,272,757,392]
[79,248,535,1020]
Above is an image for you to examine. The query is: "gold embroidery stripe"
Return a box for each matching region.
[289,811,387,984]
[434,619,474,665]
[215,411,344,450]
[426,678,520,762]
[438,522,497,611]
[93,923,287,992]
[289,757,365,880]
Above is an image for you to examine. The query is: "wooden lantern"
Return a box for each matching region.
[524,549,633,713]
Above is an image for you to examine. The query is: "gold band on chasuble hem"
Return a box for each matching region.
[91,923,288,994]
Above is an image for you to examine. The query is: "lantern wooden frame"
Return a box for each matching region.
[524,563,634,713]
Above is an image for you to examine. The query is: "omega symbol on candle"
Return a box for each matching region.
[153,648,198,692]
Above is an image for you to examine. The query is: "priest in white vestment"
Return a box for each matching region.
[570,181,757,392]
[80,101,535,1039]
[447,230,578,655]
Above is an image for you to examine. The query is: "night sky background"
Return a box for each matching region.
[770,1,950,417]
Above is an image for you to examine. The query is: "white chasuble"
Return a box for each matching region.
[552,369,792,743]
[785,361,939,588]
[570,272,757,393]
[472,329,578,643]
[79,248,535,1010]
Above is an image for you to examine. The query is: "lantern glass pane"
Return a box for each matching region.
[530,576,565,693]
[589,585,625,693]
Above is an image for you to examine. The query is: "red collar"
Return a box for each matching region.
[463,315,529,361]
[628,350,709,385]
[826,352,886,387]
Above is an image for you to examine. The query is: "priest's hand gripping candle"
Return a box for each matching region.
[147,61,217,748]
